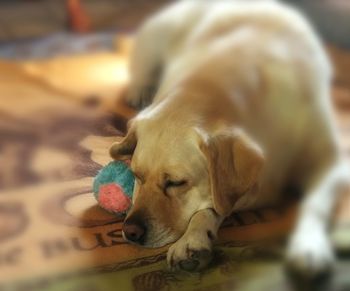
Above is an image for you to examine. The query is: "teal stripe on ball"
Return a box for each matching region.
[93,161,135,199]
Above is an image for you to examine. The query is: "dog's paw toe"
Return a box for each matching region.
[286,251,334,278]
[181,248,212,271]
[124,94,142,109]
[167,236,212,272]
[285,233,335,290]
[125,86,154,110]
[170,248,212,272]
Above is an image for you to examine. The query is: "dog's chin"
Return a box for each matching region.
[122,230,179,248]
[142,236,178,248]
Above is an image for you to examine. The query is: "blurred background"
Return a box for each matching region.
[0,1,349,291]
[0,0,349,57]
[0,0,173,58]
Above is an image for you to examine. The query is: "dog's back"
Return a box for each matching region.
[147,0,335,197]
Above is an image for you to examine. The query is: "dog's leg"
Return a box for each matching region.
[126,21,165,109]
[286,159,349,279]
[167,208,223,272]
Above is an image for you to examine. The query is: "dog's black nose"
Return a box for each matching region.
[122,219,146,243]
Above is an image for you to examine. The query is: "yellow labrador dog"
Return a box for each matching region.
[110,0,349,277]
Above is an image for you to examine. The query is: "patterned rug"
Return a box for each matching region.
[0,36,349,291]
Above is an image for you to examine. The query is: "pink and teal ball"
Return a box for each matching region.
[93,161,135,215]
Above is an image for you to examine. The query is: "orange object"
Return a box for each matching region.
[66,0,91,33]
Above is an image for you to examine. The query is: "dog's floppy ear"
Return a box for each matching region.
[110,121,137,160]
[200,128,264,217]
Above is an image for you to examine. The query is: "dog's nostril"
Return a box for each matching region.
[122,221,146,243]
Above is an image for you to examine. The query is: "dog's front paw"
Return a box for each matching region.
[125,85,155,110]
[286,230,335,281]
[167,232,213,272]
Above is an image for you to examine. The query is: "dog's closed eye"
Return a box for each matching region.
[164,179,188,196]
[165,180,187,188]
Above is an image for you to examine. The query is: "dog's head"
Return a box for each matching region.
[110,118,264,248]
